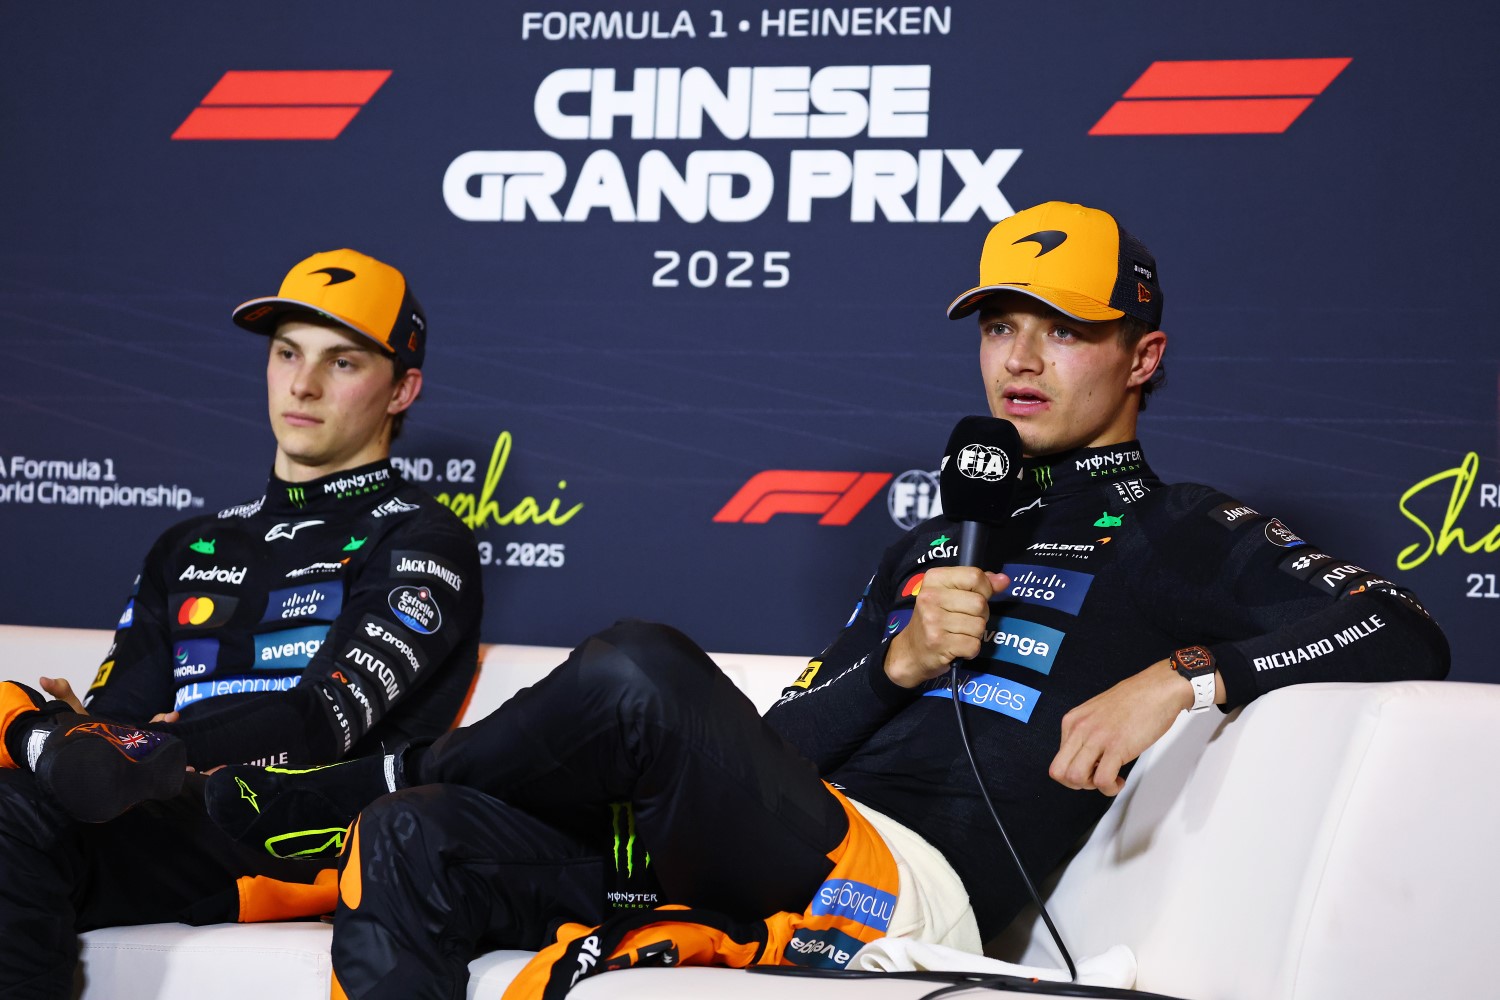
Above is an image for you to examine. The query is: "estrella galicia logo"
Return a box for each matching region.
[253,625,330,670]
[117,599,135,629]
[884,608,912,637]
[1264,518,1305,548]
[172,638,220,681]
[784,927,865,970]
[260,582,345,624]
[810,879,896,934]
[999,563,1094,615]
[923,667,1041,724]
[388,585,442,634]
[979,616,1064,674]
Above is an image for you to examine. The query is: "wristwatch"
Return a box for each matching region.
[1170,646,1217,714]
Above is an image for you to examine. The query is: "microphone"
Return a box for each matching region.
[938,416,1024,568]
[935,415,1080,984]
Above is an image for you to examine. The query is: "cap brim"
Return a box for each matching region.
[946,284,1126,323]
[231,296,394,355]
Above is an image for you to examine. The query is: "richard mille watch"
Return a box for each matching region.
[1170,645,1217,714]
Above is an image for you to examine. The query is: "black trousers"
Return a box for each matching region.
[0,772,320,1000]
[332,620,851,1000]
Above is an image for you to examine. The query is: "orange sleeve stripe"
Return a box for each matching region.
[339,815,364,911]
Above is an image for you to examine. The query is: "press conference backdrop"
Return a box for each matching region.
[3,2,1496,683]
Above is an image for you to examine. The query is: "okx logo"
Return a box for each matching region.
[172,71,392,140]
[1091,58,1351,135]
[714,471,891,525]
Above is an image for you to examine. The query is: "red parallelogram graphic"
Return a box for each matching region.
[1091,58,1351,135]
[172,70,392,140]
[714,471,893,526]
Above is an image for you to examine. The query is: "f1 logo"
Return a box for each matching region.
[714,471,892,526]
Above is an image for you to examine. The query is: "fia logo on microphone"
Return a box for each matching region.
[955,443,1010,481]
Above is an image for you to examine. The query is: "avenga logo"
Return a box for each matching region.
[714,471,891,525]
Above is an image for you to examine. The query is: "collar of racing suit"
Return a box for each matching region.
[262,458,398,515]
[1015,440,1158,507]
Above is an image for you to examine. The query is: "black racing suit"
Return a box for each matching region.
[0,459,481,1000]
[323,441,1447,1000]
[766,439,1450,937]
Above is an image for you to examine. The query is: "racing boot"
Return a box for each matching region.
[0,680,185,822]
[205,752,398,860]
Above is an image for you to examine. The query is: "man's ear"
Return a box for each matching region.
[1128,330,1167,388]
[389,368,423,415]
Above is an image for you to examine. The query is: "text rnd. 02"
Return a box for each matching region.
[389,456,477,484]
[653,250,790,288]
[478,541,565,568]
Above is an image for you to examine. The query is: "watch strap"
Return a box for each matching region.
[1170,645,1217,714]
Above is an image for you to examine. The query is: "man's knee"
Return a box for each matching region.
[577,619,725,704]
[0,769,72,852]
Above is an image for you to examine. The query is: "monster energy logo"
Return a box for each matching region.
[287,486,307,508]
[610,802,650,877]
[1032,466,1054,490]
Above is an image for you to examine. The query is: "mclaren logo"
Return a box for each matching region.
[1013,230,1067,256]
[311,266,355,285]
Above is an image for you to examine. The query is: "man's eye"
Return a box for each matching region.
[333,358,354,370]
[1051,326,1077,340]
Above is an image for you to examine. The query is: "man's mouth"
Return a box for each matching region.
[1002,388,1051,411]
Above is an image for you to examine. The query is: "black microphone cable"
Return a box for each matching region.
[948,658,1076,980]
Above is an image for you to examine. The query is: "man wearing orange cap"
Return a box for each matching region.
[0,250,482,999]
[211,205,1448,1000]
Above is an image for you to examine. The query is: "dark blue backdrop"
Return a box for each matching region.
[3,1,1496,682]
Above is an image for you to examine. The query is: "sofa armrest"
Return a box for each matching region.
[993,680,1499,1000]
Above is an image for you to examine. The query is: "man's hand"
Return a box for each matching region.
[1049,658,1204,796]
[38,677,85,715]
[884,567,1010,689]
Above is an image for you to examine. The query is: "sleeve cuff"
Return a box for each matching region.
[864,644,926,709]
[1207,642,1256,710]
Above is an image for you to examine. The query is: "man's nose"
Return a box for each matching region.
[1004,330,1044,374]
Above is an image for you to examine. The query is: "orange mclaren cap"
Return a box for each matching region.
[232,249,427,368]
[946,201,1163,329]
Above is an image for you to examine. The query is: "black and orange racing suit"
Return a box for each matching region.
[322,440,1447,1000]
[0,459,481,1000]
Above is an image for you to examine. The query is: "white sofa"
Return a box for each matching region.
[4,624,1496,1000]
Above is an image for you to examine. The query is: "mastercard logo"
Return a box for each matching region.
[901,573,925,597]
[172,593,237,628]
[178,596,216,625]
